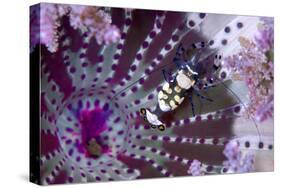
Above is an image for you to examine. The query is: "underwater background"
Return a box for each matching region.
[30,3,274,185]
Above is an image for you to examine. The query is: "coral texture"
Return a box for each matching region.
[223,18,274,122]
[30,4,120,52]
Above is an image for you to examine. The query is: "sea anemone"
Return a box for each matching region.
[31,3,274,185]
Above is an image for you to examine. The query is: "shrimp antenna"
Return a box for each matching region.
[214,75,262,141]
[112,63,174,99]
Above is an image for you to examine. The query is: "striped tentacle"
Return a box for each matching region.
[100,114,129,153]
[71,31,98,90]
[41,156,67,185]
[203,16,260,81]
[127,134,229,176]
[128,139,227,176]
[200,163,226,175]
[41,148,64,167]
[40,59,65,123]
[107,160,140,180]
[113,12,166,92]
[41,113,58,134]
[65,165,77,183]
[84,168,106,182]
[125,89,159,114]
[60,30,97,90]
[100,9,133,85]
[79,45,117,90]
[233,136,273,151]
[86,168,110,182]
[40,148,65,184]
[116,84,163,119]
[163,104,243,129]
[88,164,116,181]
[91,160,140,181]
[76,168,88,183]
[137,134,229,147]
[122,150,174,177]
[128,142,191,173]
[59,29,72,67]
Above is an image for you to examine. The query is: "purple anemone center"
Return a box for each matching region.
[76,107,111,158]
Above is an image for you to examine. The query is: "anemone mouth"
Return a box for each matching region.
[56,88,130,167]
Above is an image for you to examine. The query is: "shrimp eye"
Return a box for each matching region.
[144,117,148,122]
[140,108,146,116]
[192,75,198,82]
